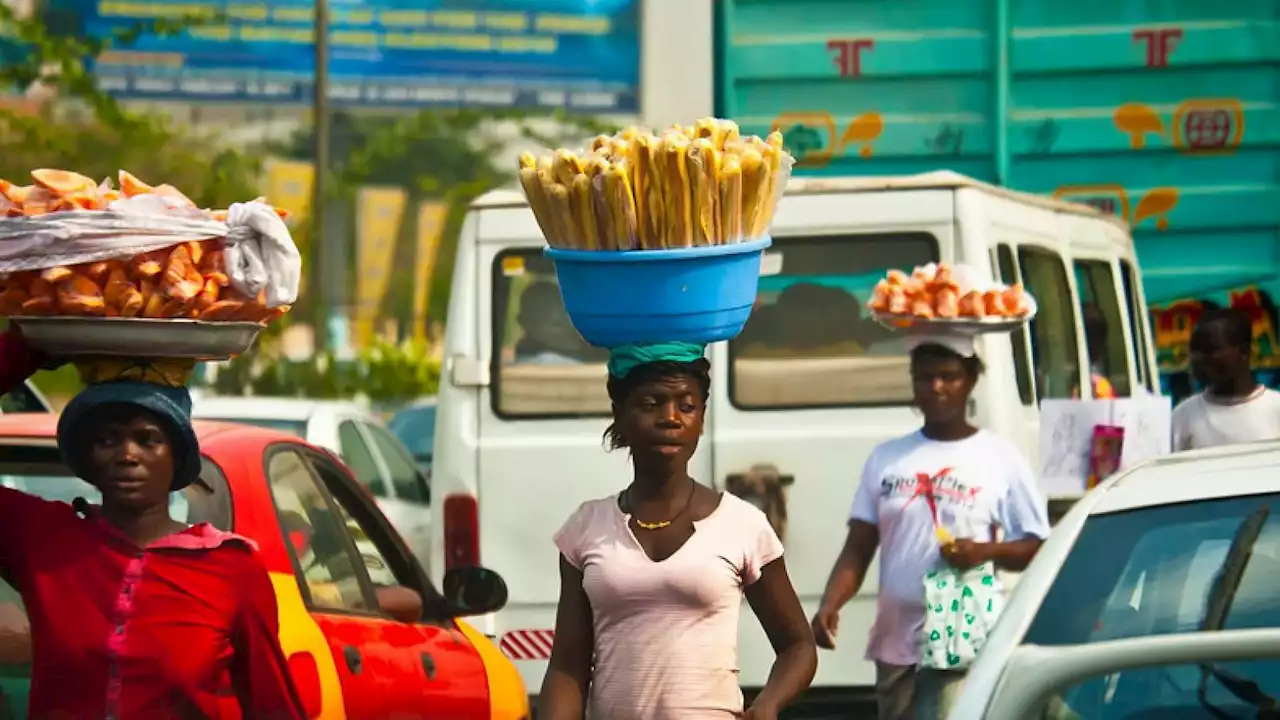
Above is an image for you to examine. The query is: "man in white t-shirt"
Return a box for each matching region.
[1172,308,1280,451]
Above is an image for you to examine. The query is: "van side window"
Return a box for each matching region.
[1074,260,1132,398]
[729,232,937,409]
[1017,246,1081,400]
[996,244,1033,405]
[491,250,610,418]
[1119,260,1154,392]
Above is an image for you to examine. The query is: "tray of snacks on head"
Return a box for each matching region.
[0,168,300,360]
[868,262,1037,333]
[516,118,795,347]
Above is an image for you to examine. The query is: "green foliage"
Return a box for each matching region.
[207,337,439,404]
[270,109,620,331]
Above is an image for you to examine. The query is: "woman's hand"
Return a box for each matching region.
[940,539,989,569]
[740,702,779,720]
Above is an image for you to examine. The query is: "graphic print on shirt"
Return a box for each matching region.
[882,467,985,527]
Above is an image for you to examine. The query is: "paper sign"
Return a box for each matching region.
[1038,396,1173,497]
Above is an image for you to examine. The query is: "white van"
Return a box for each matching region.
[429,171,1161,709]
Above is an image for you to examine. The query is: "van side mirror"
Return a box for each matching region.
[442,566,508,617]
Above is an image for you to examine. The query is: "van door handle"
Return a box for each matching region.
[421,651,437,680]
[343,645,362,674]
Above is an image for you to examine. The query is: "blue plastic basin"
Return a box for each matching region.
[545,237,772,348]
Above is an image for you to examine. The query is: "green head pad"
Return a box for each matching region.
[606,342,707,379]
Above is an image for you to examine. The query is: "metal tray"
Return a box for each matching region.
[10,316,263,360]
[873,310,1036,334]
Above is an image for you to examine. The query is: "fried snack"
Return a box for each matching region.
[718,154,744,244]
[603,160,639,251]
[868,263,1034,322]
[0,166,295,326]
[659,133,694,248]
[570,174,600,251]
[738,147,770,241]
[631,133,664,249]
[686,138,721,246]
[518,153,563,248]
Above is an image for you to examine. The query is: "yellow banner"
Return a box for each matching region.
[412,202,449,342]
[264,159,315,228]
[354,186,407,349]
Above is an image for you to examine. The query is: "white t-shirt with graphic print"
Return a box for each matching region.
[849,429,1051,666]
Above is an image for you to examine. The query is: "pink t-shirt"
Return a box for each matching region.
[554,492,784,720]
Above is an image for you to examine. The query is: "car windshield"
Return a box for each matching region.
[0,444,232,530]
[209,417,308,438]
[1024,493,1280,718]
[389,405,435,463]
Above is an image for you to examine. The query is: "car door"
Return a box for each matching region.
[299,448,489,718]
[263,446,424,719]
[357,421,432,571]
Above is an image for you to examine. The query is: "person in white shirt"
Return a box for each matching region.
[1172,308,1280,451]
[809,332,1051,720]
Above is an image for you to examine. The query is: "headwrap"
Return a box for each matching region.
[606,342,707,379]
[57,380,202,491]
[906,329,977,358]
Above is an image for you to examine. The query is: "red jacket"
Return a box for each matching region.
[0,489,306,719]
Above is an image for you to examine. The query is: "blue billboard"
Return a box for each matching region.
[48,0,640,111]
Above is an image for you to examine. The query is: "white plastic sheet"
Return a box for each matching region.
[0,196,300,308]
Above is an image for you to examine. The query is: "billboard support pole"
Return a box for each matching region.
[312,0,333,351]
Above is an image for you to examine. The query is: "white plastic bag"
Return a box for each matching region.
[0,197,300,308]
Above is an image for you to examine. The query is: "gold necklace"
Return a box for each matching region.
[627,482,696,531]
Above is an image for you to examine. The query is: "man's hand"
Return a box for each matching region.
[940,539,990,570]
[811,605,839,650]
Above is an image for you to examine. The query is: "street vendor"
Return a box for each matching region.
[810,331,1050,720]
[539,343,817,720]
[0,358,306,718]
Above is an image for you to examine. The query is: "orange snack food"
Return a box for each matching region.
[0,169,294,325]
[868,262,1031,322]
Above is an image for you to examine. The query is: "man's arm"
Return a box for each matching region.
[0,328,43,397]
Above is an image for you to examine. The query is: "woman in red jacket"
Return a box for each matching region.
[0,328,306,719]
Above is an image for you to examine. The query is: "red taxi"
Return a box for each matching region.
[0,415,529,719]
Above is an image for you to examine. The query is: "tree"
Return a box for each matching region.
[270,108,618,334]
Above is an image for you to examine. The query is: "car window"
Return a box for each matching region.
[1018,246,1081,400]
[362,423,427,505]
[388,405,435,464]
[305,453,415,592]
[1025,493,1280,651]
[265,448,370,612]
[730,232,939,408]
[1120,259,1153,392]
[1074,259,1132,398]
[0,446,230,528]
[491,250,611,418]
[208,417,307,437]
[0,382,49,414]
[1041,657,1280,719]
[997,243,1034,405]
[337,421,386,498]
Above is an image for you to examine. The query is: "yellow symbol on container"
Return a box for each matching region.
[1053,184,1180,231]
[1112,99,1245,155]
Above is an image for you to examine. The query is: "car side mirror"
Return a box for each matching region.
[442,566,508,617]
[374,585,424,624]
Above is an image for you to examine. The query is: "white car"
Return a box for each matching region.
[953,441,1280,719]
[190,397,433,574]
